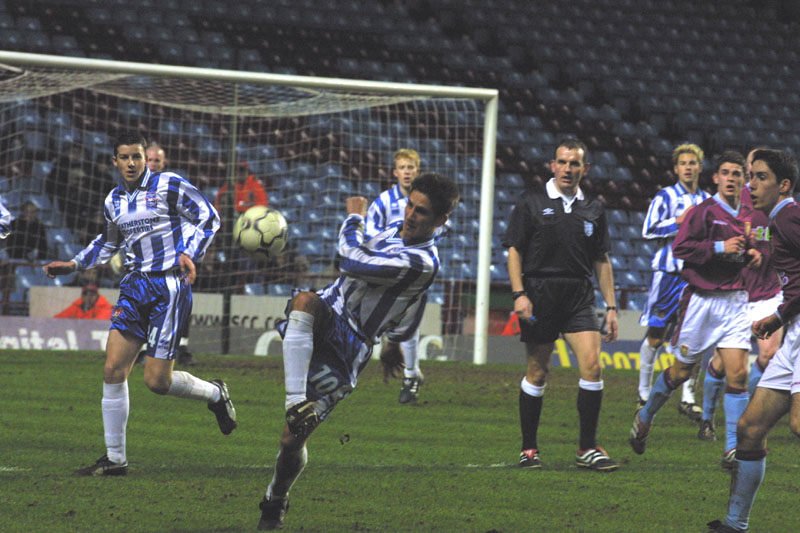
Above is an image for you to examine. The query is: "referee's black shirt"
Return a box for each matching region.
[503,183,610,280]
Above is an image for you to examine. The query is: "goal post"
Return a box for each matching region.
[0,51,497,365]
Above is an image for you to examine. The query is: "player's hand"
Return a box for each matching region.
[753,313,782,340]
[346,196,368,218]
[178,253,196,285]
[675,205,694,225]
[723,235,746,254]
[513,294,536,324]
[603,309,619,343]
[745,248,762,269]
[380,341,405,383]
[43,261,77,278]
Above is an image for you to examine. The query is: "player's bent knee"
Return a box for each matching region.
[144,376,171,395]
[789,416,800,440]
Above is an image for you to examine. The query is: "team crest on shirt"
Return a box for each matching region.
[145,191,158,209]
[584,221,593,236]
[542,208,554,216]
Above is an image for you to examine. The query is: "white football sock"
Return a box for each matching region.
[102,381,129,464]
[167,370,220,402]
[401,329,421,379]
[638,338,660,401]
[682,372,697,403]
[283,311,315,409]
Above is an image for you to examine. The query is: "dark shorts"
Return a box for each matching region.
[519,277,599,344]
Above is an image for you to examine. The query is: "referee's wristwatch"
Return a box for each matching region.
[605,305,617,312]
[512,290,527,301]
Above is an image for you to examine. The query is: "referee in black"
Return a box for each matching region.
[503,138,620,471]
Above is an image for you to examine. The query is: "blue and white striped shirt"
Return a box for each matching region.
[319,215,439,344]
[642,182,710,272]
[73,168,220,272]
[366,184,449,239]
[0,198,10,238]
[366,184,407,238]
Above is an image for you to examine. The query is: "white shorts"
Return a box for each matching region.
[758,314,800,394]
[748,292,783,322]
[671,289,751,363]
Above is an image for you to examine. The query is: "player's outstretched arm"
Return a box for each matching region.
[44,261,77,278]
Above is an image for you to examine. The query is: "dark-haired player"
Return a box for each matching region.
[630,152,769,468]
[44,131,234,476]
[504,138,619,472]
[708,149,800,533]
[256,173,459,530]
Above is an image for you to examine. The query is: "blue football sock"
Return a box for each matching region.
[723,390,749,452]
[726,456,766,531]
[641,370,676,425]
[702,371,725,421]
[747,360,764,398]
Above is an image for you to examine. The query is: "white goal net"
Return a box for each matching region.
[0,52,497,364]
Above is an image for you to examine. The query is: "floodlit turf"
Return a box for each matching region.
[1,350,797,532]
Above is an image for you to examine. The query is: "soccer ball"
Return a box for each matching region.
[233,206,288,261]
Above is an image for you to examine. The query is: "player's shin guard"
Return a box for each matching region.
[401,329,421,379]
[102,381,129,464]
[266,445,308,501]
[641,368,678,424]
[519,378,545,450]
[723,387,749,452]
[637,339,660,401]
[747,359,765,397]
[577,379,603,451]
[167,370,219,401]
[702,361,725,421]
[726,450,767,531]
[283,311,315,409]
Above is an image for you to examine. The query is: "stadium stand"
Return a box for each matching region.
[2,0,799,315]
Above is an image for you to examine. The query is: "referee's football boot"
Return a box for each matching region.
[706,519,746,532]
[698,419,717,442]
[519,448,542,468]
[208,379,238,435]
[576,447,619,472]
[629,407,651,455]
[285,400,320,439]
[678,400,703,422]
[257,497,289,530]
[398,375,423,404]
[74,454,128,476]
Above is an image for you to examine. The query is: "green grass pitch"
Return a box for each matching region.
[1,350,796,532]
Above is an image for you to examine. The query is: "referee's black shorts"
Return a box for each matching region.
[519,276,600,344]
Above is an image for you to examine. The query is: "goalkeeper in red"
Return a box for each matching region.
[256,173,459,530]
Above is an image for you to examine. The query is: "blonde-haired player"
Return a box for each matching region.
[637,143,710,417]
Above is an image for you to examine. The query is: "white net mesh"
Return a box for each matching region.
[0,62,489,361]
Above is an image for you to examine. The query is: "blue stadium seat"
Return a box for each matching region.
[610,255,628,271]
[614,239,634,257]
[244,282,266,296]
[46,227,74,248]
[631,256,651,274]
[607,209,628,225]
[15,265,56,289]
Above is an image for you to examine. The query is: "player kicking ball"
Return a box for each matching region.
[257,173,459,530]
